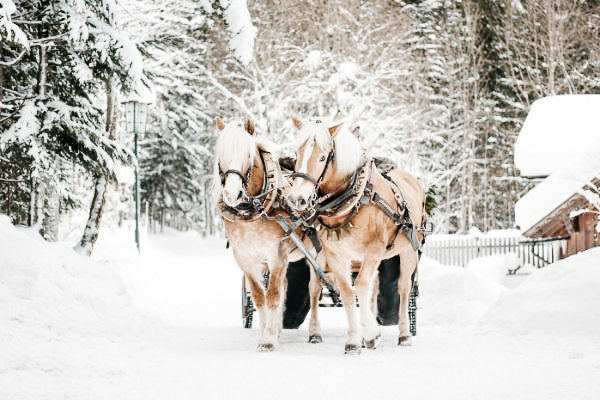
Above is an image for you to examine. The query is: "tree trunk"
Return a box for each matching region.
[75,80,116,256]
[75,175,107,255]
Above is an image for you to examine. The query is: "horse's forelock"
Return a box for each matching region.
[295,121,333,153]
[295,121,362,176]
[215,120,257,171]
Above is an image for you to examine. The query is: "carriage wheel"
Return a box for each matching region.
[242,275,254,329]
[408,279,418,337]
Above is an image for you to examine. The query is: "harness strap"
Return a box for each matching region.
[290,171,318,185]
[221,169,247,185]
[316,166,360,214]
[359,160,422,251]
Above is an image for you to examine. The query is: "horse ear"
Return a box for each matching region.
[329,122,343,138]
[215,116,225,131]
[244,118,255,135]
[291,115,302,130]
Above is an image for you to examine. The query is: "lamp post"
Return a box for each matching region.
[123,100,149,253]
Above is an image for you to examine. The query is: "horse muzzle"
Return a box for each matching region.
[223,189,244,208]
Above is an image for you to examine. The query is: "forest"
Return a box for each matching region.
[1,0,599,254]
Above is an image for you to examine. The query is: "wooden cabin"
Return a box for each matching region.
[514,95,600,259]
[521,178,599,258]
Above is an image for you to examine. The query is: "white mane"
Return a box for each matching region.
[296,120,363,177]
[215,119,257,171]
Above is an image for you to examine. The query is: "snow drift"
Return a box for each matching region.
[418,257,505,327]
[478,247,600,336]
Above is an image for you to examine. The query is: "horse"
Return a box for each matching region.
[286,117,426,354]
[214,116,323,350]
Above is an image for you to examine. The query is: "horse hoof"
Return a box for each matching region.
[344,344,362,355]
[258,343,275,352]
[398,336,412,346]
[309,335,323,344]
[363,334,382,349]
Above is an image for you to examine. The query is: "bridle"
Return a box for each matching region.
[290,137,336,209]
[219,167,249,187]
[218,154,272,215]
[290,148,334,189]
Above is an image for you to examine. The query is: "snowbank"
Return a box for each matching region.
[0,214,130,315]
[0,215,141,399]
[478,247,600,336]
[466,254,521,285]
[418,257,505,327]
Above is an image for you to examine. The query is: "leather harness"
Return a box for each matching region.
[217,149,279,221]
[292,148,423,252]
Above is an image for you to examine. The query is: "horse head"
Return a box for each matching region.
[215,116,257,208]
[287,116,361,211]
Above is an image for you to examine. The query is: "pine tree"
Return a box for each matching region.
[1,0,142,245]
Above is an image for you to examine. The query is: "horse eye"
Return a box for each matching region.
[319,155,326,162]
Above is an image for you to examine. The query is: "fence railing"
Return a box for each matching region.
[422,235,568,268]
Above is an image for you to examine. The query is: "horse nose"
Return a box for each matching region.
[223,189,240,206]
[292,196,308,211]
[236,191,243,200]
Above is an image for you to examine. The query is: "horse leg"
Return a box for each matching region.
[246,272,267,334]
[259,259,287,351]
[326,251,361,354]
[397,247,418,346]
[307,264,322,343]
[354,251,383,349]
[370,273,379,319]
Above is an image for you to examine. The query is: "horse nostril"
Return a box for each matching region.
[236,192,243,200]
[299,198,307,207]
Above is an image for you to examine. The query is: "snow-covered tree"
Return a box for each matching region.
[1,0,142,246]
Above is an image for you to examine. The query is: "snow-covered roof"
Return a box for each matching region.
[515,138,600,231]
[514,95,600,177]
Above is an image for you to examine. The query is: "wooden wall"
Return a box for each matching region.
[565,212,600,257]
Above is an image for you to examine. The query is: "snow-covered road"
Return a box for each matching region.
[1,217,599,400]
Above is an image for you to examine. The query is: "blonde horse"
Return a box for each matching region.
[214,116,322,350]
[287,117,426,354]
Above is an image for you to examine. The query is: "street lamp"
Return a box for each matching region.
[123,100,150,253]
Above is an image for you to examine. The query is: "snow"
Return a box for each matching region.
[514,95,600,231]
[337,61,360,80]
[2,216,600,399]
[478,248,600,336]
[220,0,257,65]
[515,143,600,231]
[305,50,322,70]
[0,0,28,48]
[514,95,600,178]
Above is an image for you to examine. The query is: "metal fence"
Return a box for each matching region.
[422,235,568,268]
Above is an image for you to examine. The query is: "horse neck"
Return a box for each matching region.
[319,160,352,197]
[246,149,265,196]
